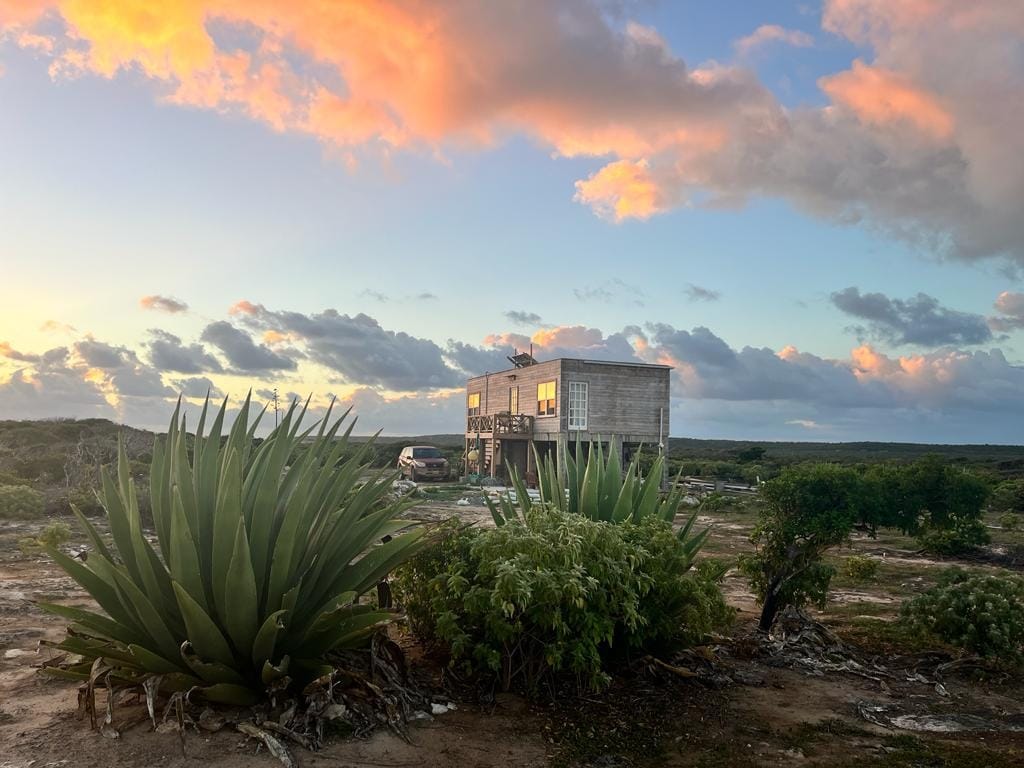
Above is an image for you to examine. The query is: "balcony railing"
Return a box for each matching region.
[467,413,534,435]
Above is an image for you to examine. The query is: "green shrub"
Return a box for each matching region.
[999,513,1021,532]
[394,507,729,693]
[42,396,427,703]
[843,555,879,582]
[19,522,72,555]
[740,464,861,631]
[918,517,990,555]
[991,479,1024,514]
[0,484,45,520]
[901,569,1024,659]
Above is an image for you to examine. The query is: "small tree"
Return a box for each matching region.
[740,464,860,632]
[992,479,1024,515]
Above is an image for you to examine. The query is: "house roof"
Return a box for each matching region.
[465,357,672,382]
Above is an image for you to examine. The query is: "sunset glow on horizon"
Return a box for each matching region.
[1,0,1023,442]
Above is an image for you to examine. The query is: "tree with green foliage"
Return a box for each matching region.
[740,464,862,632]
[41,396,428,704]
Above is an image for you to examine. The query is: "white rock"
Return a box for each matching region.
[3,649,33,660]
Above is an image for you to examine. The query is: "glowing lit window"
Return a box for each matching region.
[509,386,519,413]
[468,392,481,416]
[537,380,556,416]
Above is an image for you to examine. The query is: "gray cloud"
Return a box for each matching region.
[359,290,390,303]
[684,284,721,302]
[147,329,223,373]
[140,295,189,313]
[231,303,460,390]
[171,376,224,399]
[503,310,544,325]
[830,287,993,346]
[990,291,1024,331]
[201,321,298,373]
[573,279,645,306]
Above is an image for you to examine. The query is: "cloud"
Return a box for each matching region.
[230,302,461,390]
[573,279,645,306]
[170,376,223,399]
[504,310,544,326]
[990,291,1024,331]
[684,284,721,302]
[200,321,298,372]
[39,320,76,334]
[414,292,438,301]
[139,294,189,313]
[7,1,1024,263]
[146,329,223,373]
[830,287,993,346]
[358,290,390,303]
[0,342,41,363]
[735,24,814,55]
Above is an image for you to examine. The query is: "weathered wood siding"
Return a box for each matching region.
[465,359,563,437]
[559,360,669,443]
[465,359,670,443]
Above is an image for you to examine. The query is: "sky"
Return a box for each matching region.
[1,0,1023,443]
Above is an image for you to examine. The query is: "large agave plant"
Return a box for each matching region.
[488,437,708,559]
[41,395,427,704]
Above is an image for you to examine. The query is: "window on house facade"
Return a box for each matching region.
[568,381,588,430]
[537,380,556,416]
[467,392,480,417]
[509,386,519,414]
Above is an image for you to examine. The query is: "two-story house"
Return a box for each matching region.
[464,354,671,481]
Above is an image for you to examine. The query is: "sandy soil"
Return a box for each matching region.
[2,503,1023,767]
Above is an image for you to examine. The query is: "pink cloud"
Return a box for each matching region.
[735,24,814,54]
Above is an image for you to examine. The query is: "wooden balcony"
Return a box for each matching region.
[466,413,534,437]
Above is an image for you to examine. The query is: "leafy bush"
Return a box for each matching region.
[1000,512,1021,532]
[918,517,990,555]
[901,569,1024,660]
[394,507,728,693]
[843,555,879,582]
[42,396,427,703]
[991,479,1024,514]
[740,464,861,631]
[0,484,45,520]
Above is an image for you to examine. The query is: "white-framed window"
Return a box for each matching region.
[568,381,588,430]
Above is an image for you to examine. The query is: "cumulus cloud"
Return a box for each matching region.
[200,321,298,372]
[990,291,1024,332]
[230,302,461,389]
[9,2,1022,262]
[140,294,189,313]
[170,376,223,399]
[146,329,223,373]
[735,24,814,55]
[684,284,721,302]
[830,287,994,346]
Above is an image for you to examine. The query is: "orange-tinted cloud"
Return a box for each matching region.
[820,60,954,139]
[574,160,671,222]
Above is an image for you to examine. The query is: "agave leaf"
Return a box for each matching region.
[172,582,235,667]
[251,609,287,667]
[223,518,260,655]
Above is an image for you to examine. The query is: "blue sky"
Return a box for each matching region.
[1,1,1022,442]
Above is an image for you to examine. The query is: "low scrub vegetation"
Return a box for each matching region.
[901,569,1024,660]
[0,484,45,520]
[843,555,879,582]
[394,507,729,693]
[41,396,427,703]
[19,521,72,555]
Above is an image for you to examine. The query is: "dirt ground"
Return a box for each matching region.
[2,499,1023,767]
